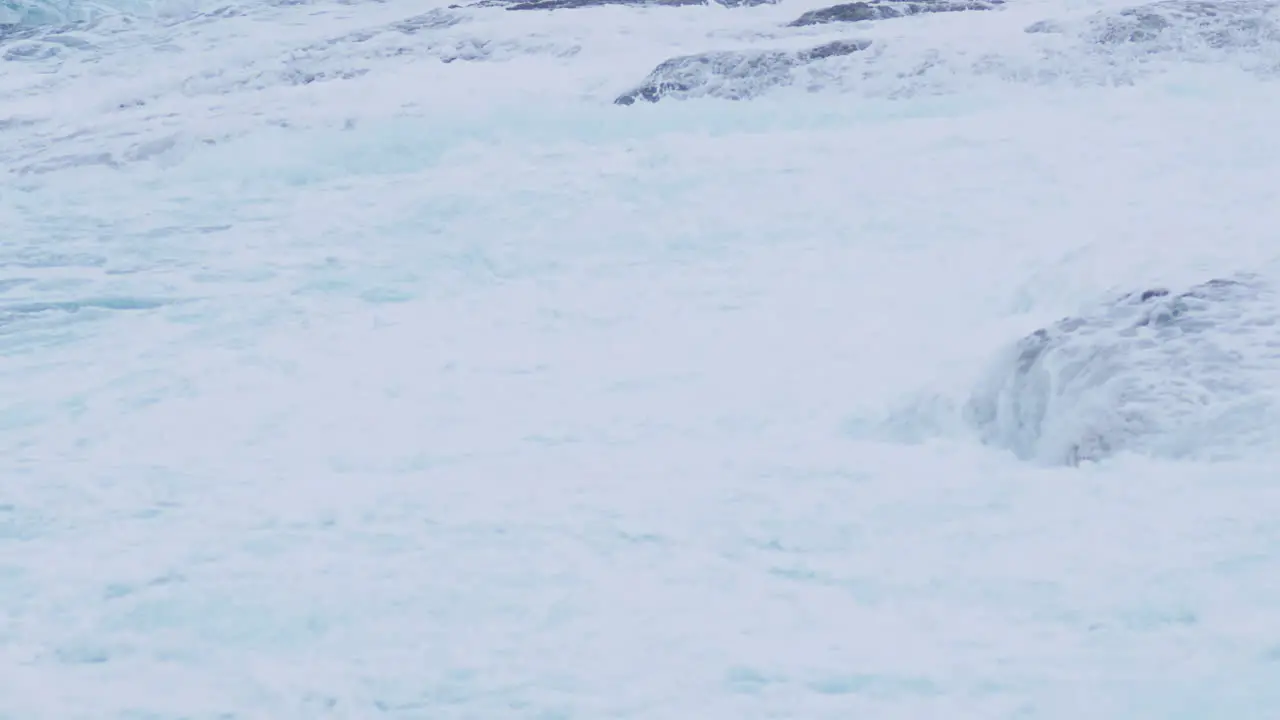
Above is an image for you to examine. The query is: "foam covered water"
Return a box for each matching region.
[5,0,1280,716]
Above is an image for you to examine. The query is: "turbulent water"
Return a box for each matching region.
[4,0,1280,717]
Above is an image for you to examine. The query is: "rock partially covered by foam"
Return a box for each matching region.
[788,0,1002,28]
[1027,0,1280,52]
[1095,0,1279,47]
[966,276,1280,465]
[615,39,871,105]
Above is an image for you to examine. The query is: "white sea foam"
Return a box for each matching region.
[4,0,1280,716]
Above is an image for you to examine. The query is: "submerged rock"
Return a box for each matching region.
[615,39,871,104]
[787,0,1003,27]
[391,10,465,33]
[966,276,1280,465]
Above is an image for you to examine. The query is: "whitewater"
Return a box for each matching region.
[4,0,1280,716]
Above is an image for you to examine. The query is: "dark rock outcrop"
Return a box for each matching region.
[966,276,1280,465]
[458,0,775,10]
[506,0,701,9]
[615,39,870,105]
[787,0,1003,27]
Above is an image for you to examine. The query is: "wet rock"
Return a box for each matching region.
[1027,0,1280,50]
[966,276,1280,465]
[392,10,464,33]
[461,0,775,9]
[1093,0,1280,47]
[615,39,870,104]
[787,0,1003,27]
[798,38,873,60]
[506,0,702,8]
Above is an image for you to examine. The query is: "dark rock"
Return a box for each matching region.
[798,38,874,61]
[506,0,699,8]
[483,0,775,9]
[966,275,1280,465]
[615,38,871,105]
[787,0,1003,27]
